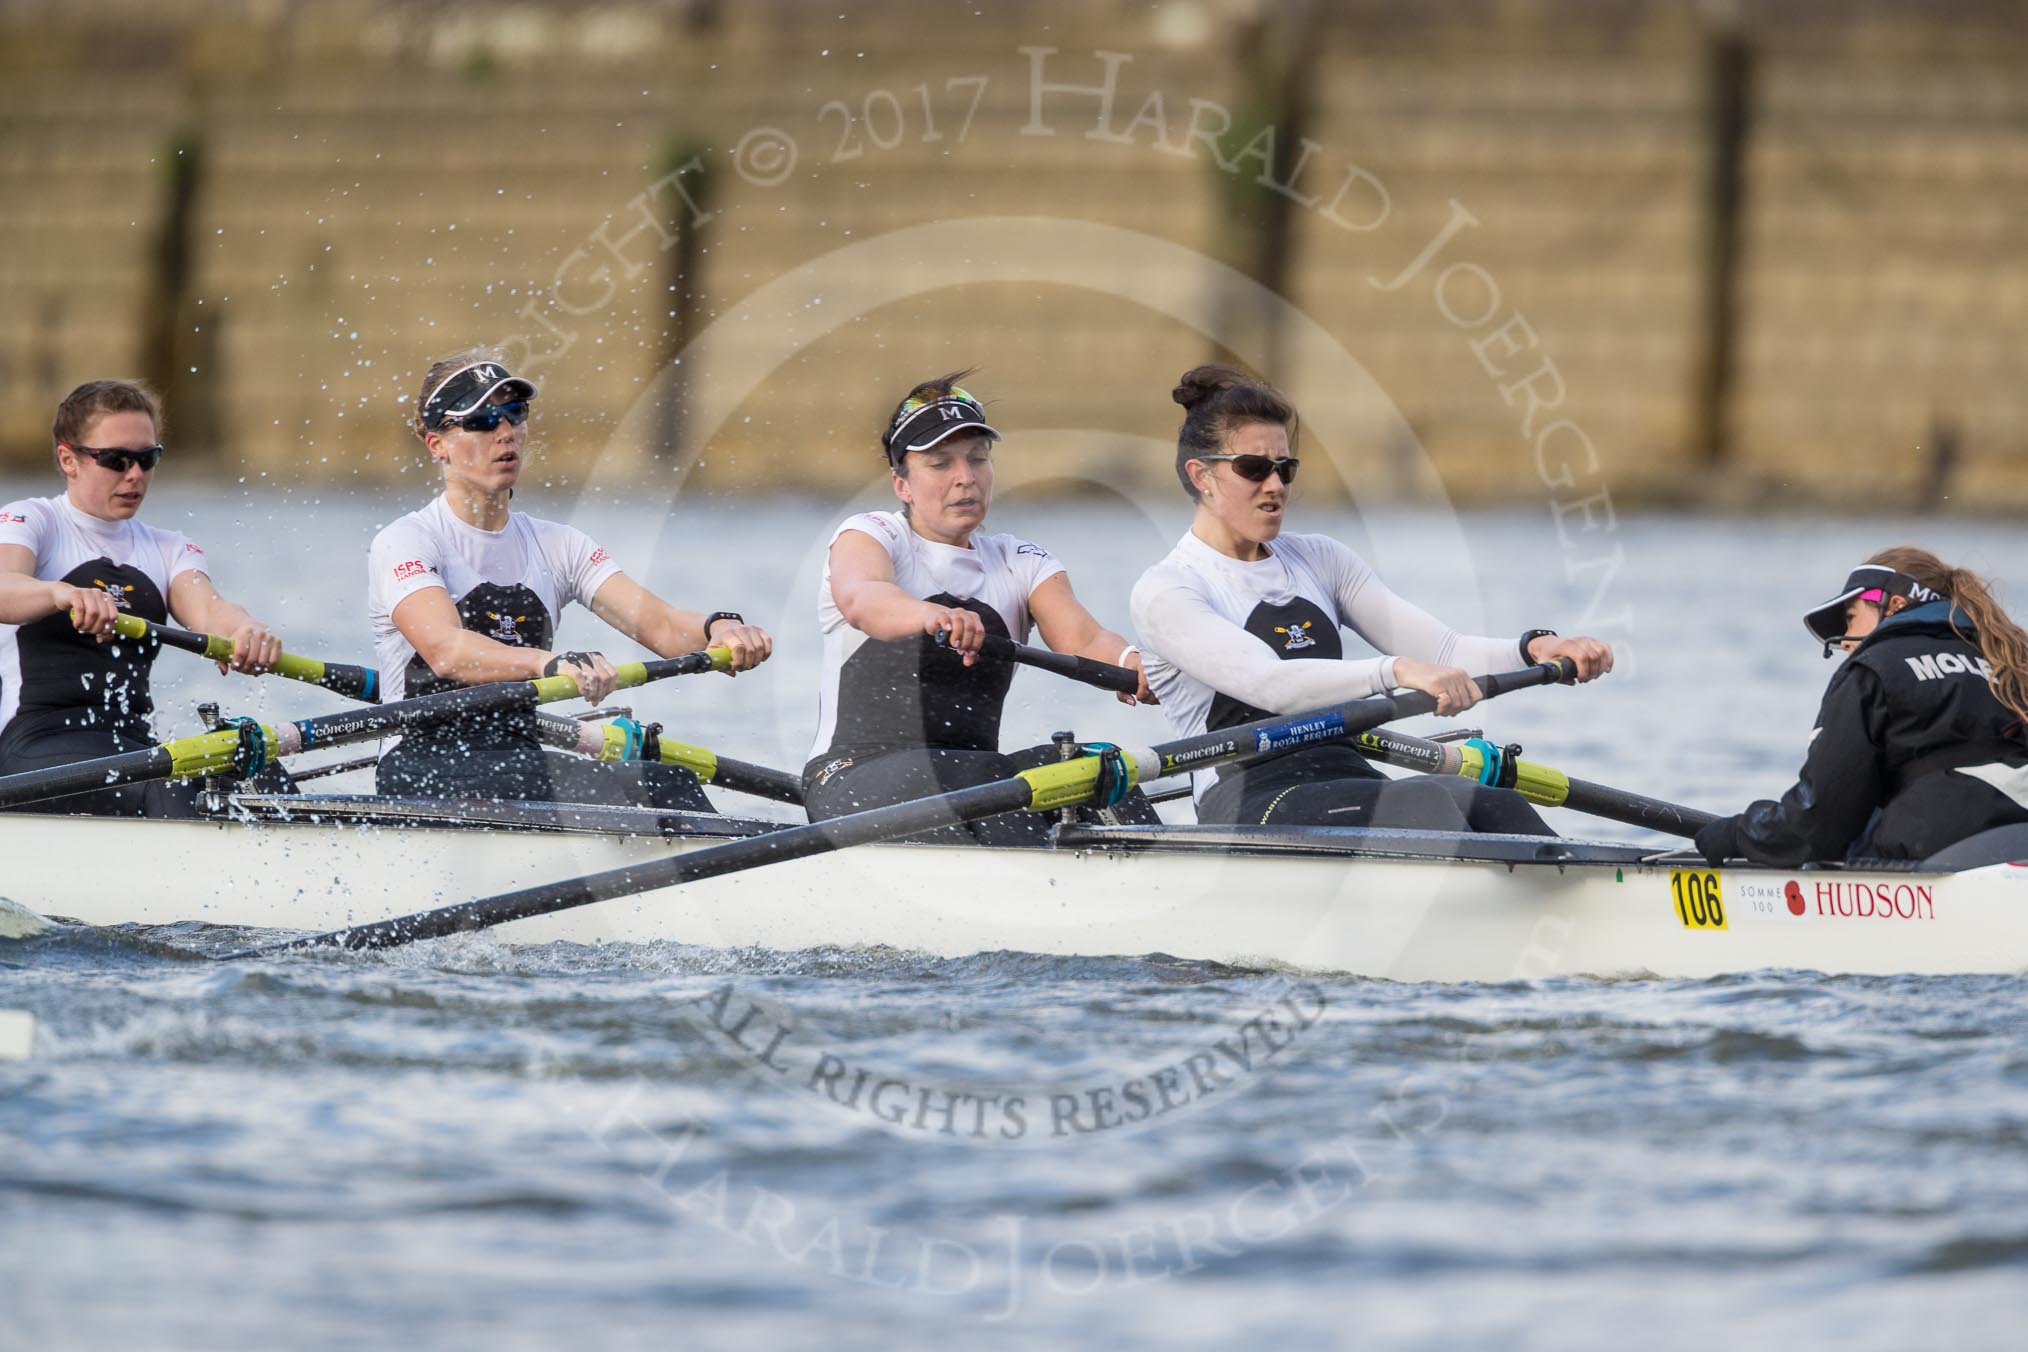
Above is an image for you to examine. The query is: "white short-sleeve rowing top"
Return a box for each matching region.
[808,510,1065,770]
[0,494,207,741]
[366,495,623,717]
[1131,530,1521,798]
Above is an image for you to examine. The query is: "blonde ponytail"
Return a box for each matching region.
[1867,546,2028,726]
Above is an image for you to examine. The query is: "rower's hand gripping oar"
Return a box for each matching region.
[252,658,1577,955]
[104,612,380,702]
[1348,727,1717,838]
[933,629,1139,695]
[0,647,733,812]
[533,710,805,807]
[110,609,805,805]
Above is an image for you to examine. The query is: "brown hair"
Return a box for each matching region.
[1869,545,2028,725]
[412,345,510,441]
[51,379,162,468]
[1170,364,1297,499]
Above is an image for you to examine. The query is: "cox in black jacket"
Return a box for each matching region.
[1697,600,2028,865]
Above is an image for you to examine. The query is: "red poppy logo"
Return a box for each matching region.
[1784,880,1805,916]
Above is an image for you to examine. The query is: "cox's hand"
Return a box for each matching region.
[1527,634,1614,683]
[547,650,618,704]
[926,606,985,666]
[1392,658,1481,716]
[708,621,773,675]
[222,621,282,675]
[1118,649,1157,706]
[61,584,121,643]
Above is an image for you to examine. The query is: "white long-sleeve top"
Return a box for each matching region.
[1130,530,1522,798]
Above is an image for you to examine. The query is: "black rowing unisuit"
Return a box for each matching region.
[4,559,165,746]
[397,581,554,751]
[808,592,1014,772]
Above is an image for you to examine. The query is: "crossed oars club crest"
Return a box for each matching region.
[1276,620,1316,651]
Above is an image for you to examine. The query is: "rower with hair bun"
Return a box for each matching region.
[1696,547,2028,865]
[1131,363,1614,834]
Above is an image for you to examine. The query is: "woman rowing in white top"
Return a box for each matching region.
[805,369,1156,845]
[1130,364,1612,833]
[368,348,773,808]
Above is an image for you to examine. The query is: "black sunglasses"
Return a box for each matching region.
[439,400,531,433]
[1198,453,1298,484]
[65,442,165,473]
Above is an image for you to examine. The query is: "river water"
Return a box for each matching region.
[2,484,2024,1348]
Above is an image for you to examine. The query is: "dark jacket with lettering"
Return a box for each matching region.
[1698,602,2028,865]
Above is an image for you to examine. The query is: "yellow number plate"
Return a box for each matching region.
[1669,870,1729,931]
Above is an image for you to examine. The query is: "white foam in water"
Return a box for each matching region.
[0,897,54,940]
[0,1010,33,1061]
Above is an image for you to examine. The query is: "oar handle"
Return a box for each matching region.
[1475,657,1577,699]
[107,612,380,702]
[934,630,1140,695]
[1365,658,1575,727]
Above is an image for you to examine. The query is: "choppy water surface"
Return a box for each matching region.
[3,492,2025,1348]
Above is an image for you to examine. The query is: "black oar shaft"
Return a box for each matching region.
[0,745,180,808]
[1351,725,1714,838]
[256,660,1575,955]
[701,758,805,806]
[937,631,1139,695]
[1559,778,1716,836]
[985,635,1138,694]
[532,711,806,806]
[275,780,1030,951]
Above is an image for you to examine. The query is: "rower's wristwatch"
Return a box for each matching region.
[704,611,745,642]
[1519,628,1557,663]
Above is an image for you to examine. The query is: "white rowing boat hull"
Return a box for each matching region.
[6,796,2025,980]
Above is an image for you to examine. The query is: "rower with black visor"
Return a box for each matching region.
[366,347,774,808]
[1695,548,2028,866]
[804,368,1159,845]
[0,378,286,815]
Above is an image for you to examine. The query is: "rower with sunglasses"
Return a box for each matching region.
[1131,364,1612,833]
[805,370,1157,845]
[368,349,772,807]
[0,378,284,815]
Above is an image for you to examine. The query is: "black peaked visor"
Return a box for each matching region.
[422,362,539,428]
[1802,565,1940,644]
[883,397,1002,464]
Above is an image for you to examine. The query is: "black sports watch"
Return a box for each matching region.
[1519,628,1557,664]
[704,611,745,642]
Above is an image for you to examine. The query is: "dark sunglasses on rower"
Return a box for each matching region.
[439,400,531,433]
[1199,453,1299,484]
[63,443,165,473]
